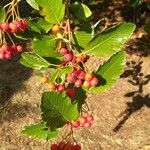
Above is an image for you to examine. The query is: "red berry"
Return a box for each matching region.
[0,22,2,29]
[72,55,77,63]
[83,80,91,89]
[79,116,87,126]
[49,82,56,91]
[90,77,99,87]
[9,22,17,33]
[84,73,93,81]
[83,122,92,128]
[78,71,85,79]
[4,51,11,59]
[16,45,23,52]
[75,79,83,87]
[51,144,59,150]
[71,121,80,128]
[73,144,81,150]
[57,84,65,93]
[64,53,73,61]
[0,50,5,60]
[58,142,66,149]
[66,88,76,97]
[11,45,17,53]
[86,114,94,123]
[2,22,10,32]
[60,48,68,55]
[66,74,77,83]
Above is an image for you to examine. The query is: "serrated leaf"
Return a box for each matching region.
[41,92,79,129]
[71,2,92,22]
[32,36,61,58]
[20,57,36,68]
[72,31,92,49]
[20,52,50,69]
[35,0,65,24]
[0,6,6,22]
[82,23,136,57]
[28,17,53,33]
[89,51,126,93]
[26,0,39,10]
[22,122,59,140]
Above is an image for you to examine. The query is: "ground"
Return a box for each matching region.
[0,0,150,150]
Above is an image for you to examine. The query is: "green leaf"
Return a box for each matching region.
[32,36,61,58]
[72,31,92,49]
[82,23,136,57]
[89,51,126,93]
[26,0,39,10]
[82,3,92,18]
[0,6,6,22]
[15,30,41,40]
[20,52,50,69]
[129,0,143,7]
[35,0,65,24]
[22,122,59,140]
[49,67,72,82]
[28,17,53,33]
[71,2,92,22]
[41,92,79,129]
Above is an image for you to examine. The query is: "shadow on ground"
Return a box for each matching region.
[113,59,150,132]
[0,56,32,104]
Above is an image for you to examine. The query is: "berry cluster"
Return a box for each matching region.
[60,48,77,63]
[66,69,99,89]
[49,82,76,98]
[0,20,28,33]
[71,114,94,128]
[0,44,23,60]
[51,142,81,150]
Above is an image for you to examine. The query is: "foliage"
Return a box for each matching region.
[0,0,136,147]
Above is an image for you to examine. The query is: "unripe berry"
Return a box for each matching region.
[64,53,73,62]
[66,88,76,97]
[56,33,63,38]
[52,24,61,35]
[79,116,87,126]
[83,80,91,89]
[83,122,92,128]
[51,144,59,150]
[60,48,68,55]
[71,121,80,128]
[41,76,49,83]
[2,22,10,32]
[85,73,93,81]
[49,82,56,91]
[90,77,99,87]
[86,114,94,123]
[75,79,83,87]
[57,84,65,93]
